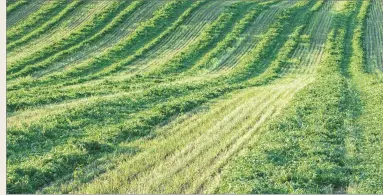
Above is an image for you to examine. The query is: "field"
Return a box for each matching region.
[6,0,383,194]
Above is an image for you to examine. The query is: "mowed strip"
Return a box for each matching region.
[113,0,237,76]
[90,1,335,193]
[6,1,112,65]
[7,0,198,91]
[7,1,134,80]
[7,0,73,45]
[7,2,260,172]
[79,77,311,194]
[347,0,383,193]
[205,1,295,73]
[7,2,316,193]
[65,1,329,193]
[281,0,335,75]
[217,1,363,193]
[6,0,311,114]
[5,0,296,114]
[6,0,45,28]
[6,0,340,194]
[33,0,167,78]
[364,0,383,72]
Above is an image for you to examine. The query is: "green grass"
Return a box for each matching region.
[347,0,383,193]
[7,0,68,43]
[217,1,380,193]
[7,0,83,51]
[6,0,383,194]
[7,1,132,79]
[6,0,28,15]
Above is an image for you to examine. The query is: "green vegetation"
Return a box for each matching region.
[6,0,28,15]
[7,1,132,78]
[347,0,383,193]
[7,0,83,50]
[6,0,383,194]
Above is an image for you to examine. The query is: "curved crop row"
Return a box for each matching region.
[64,2,328,193]
[7,1,113,65]
[5,0,312,155]
[6,0,28,15]
[6,0,383,194]
[186,1,278,74]
[23,0,241,87]
[225,0,320,84]
[6,0,303,112]
[7,1,45,28]
[281,1,334,75]
[199,1,292,73]
[348,0,383,193]
[7,0,83,51]
[244,0,327,85]
[364,0,383,72]
[6,0,313,113]
[33,0,162,78]
[115,1,232,76]
[76,0,211,82]
[7,1,131,79]
[6,2,318,192]
[7,0,195,91]
[7,81,210,193]
[145,2,255,76]
[7,1,69,44]
[217,1,362,193]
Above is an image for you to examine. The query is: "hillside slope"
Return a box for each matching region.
[6,0,383,194]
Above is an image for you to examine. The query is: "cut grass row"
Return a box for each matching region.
[7,1,267,117]
[6,0,316,113]
[33,0,165,78]
[67,2,329,193]
[84,78,311,194]
[6,0,265,91]
[7,0,84,51]
[6,0,383,194]
[7,1,142,79]
[364,0,383,72]
[7,0,69,44]
[6,0,45,28]
[6,1,112,65]
[78,0,211,81]
[281,1,334,75]
[84,0,309,87]
[6,0,28,15]
[347,0,383,193]
[217,1,363,193]
[226,0,324,85]
[7,82,210,193]
[6,1,317,193]
[186,0,278,74]
[33,1,331,193]
[207,1,293,73]
[6,0,306,113]
[7,0,197,91]
[6,0,306,163]
[115,1,232,76]
[8,0,232,88]
[37,85,288,193]
[6,1,250,111]
[6,0,213,112]
[145,2,255,76]
[7,0,270,167]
